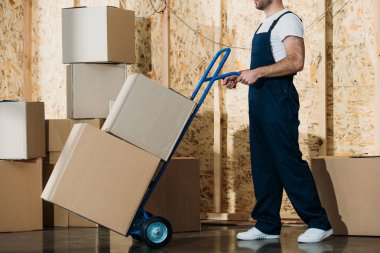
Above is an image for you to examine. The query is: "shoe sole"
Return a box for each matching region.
[237,235,280,241]
[297,229,333,243]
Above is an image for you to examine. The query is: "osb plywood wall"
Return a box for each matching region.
[167,0,218,211]
[0,0,24,100]
[328,0,377,155]
[1,0,378,217]
[31,0,72,118]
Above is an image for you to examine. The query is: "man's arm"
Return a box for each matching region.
[237,36,305,85]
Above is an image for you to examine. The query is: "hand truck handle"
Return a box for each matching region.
[190,48,240,104]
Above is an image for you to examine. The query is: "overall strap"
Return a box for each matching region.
[268,11,294,32]
[254,23,263,34]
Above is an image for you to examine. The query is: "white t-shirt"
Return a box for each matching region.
[256,8,304,62]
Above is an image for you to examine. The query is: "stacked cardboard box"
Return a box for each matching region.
[40,6,136,228]
[42,74,201,234]
[102,74,196,161]
[42,5,201,234]
[0,102,45,232]
[62,6,134,118]
[311,156,380,236]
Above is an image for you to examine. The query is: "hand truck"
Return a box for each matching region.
[126,48,240,249]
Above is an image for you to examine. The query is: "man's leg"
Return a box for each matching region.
[264,87,331,231]
[249,105,283,235]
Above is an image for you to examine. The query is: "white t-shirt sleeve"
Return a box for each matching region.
[275,14,304,41]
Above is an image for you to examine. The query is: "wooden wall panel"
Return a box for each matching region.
[0,0,24,100]
[123,1,155,77]
[31,0,72,118]
[328,0,377,155]
[221,0,260,215]
[169,0,218,214]
[375,0,380,154]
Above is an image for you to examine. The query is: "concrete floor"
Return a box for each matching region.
[0,225,379,253]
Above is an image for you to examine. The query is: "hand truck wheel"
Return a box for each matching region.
[130,211,153,241]
[141,216,172,249]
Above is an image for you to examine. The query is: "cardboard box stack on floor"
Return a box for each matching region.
[311,156,380,236]
[42,72,201,234]
[0,102,45,232]
[41,6,135,228]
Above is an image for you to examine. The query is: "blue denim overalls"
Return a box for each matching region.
[249,11,331,234]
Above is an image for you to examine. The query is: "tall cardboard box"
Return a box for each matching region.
[311,156,380,236]
[46,119,104,152]
[146,157,200,232]
[102,74,196,161]
[0,102,45,159]
[66,64,126,119]
[0,159,43,232]
[42,124,162,234]
[62,6,135,64]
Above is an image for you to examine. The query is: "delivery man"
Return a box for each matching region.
[223,0,333,243]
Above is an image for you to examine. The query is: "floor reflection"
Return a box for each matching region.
[0,225,379,253]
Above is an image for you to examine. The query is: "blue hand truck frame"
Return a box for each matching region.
[126,48,240,249]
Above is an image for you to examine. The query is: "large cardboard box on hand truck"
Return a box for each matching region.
[44,119,104,227]
[102,74,196,161]
[311,156,380,236]
[42,124,162,234]
[0,159,43,232]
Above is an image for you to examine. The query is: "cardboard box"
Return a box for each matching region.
[0,159,43,232]
[42,124,162,234]
[67,64,126,119]
[0,101,45,159]
[146,157,200,232]
[311,156,380,236]
[46,152,61,165]
[62,6,135,64]
[46,119,104,152]
[102,74,196,161]
[42,162,97,228]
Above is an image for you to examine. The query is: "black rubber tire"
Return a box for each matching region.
[131,234,142,241]
[130,211,154,241]
[141,216,172,249]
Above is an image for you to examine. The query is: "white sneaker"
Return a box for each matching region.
[297,228,333,243]
[236,227,280,240]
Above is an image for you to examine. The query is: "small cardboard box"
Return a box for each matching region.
[0,101,45,160]
[62,6,135,64]
[102,74,196,161]
[66,64,126,119]
[146,157,200,232]
[0,159,43,232]
[42,124,162,234]
[46,119,104,152]
[311,156,380,236]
